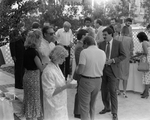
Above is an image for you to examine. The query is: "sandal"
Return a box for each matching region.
[122,92,128,98]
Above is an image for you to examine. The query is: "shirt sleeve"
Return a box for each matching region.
[42,68,55,98]
[70,30,74,43]
[55,29,60,43]
[79,50,86,65]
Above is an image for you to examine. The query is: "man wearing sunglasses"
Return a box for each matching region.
[38,25,56,64]
[55,21,74,80]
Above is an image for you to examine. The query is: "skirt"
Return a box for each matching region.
[23,70,43,119]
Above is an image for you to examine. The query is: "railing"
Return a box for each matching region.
[0,28,148,65]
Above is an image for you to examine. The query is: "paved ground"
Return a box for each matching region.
[0,70,150,120]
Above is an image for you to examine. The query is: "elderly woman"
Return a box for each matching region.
[23,29,45,120]
[42,45,77,120]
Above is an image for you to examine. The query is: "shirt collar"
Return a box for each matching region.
[107,39,113,44]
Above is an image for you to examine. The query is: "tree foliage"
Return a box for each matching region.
[0,0,40,38]
[143,0,150,24]
[0,0,138,43]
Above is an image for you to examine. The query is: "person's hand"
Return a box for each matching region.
[66,80,77,89]
[106,59,113,65]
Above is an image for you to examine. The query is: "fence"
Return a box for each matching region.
[0,27,148,66]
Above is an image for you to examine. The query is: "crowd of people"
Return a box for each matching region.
[8,17,150,120]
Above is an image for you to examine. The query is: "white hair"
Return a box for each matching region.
[63,21,71,28]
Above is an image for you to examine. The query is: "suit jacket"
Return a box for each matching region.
[73,41,83,80]
[9,36,25,59]
[98,39,126,78]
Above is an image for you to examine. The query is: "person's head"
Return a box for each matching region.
[137,32,149,43]
[94,19,102,29]
[102,27,113,42]
[86,27,95,38]
[83,36,96,48]
[77,29,88,41]
[44,22,50,27]
[42,25,55,43]
[50,45,68,65]
[24,29,42,49]
[63,21,71,32]
[146,24,150,33]
[110,18,117,26]
[84,17,92,27]
[121,26,130,36]
[125,18,132,27]
[32,22,40,29]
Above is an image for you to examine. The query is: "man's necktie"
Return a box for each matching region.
[106,42,110,59]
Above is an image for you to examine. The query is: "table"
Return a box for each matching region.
[119,63,144,93]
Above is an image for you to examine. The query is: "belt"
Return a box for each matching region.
[81,75,101,79]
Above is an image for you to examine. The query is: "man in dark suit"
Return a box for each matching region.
[98,27,126,120]
[9,29,25,89]
[73,29,88,118]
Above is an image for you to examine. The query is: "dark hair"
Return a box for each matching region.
[96,19,102,26]
[32,22,40,29]
[109,25,115,34]
[103,27,114,37]
[137,32,149,42]
[146,24,150,30]
[83,36,95,46]
[42,25,53,37]
[121,26,129,36]
[125,18,132,23]
[111,18,117,22]
[77,29,88,40]
[84,17,92,23]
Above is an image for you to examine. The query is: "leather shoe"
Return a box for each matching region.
[74,114,81,119]
[112,114,118,120]
[99,109,111,114]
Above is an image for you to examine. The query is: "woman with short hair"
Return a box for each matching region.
[42,45,77,120]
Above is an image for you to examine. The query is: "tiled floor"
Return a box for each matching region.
[0,71,150,120]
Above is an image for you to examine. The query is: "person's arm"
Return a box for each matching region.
[75,46,83,65]
[42,70,75,97]
[55,29,60,44]
[76,50,86,75]
[34,56,47,72]
[130,38,134,57]
[142,41,148,55]
[113,41,126,63]
[9,41,16,62]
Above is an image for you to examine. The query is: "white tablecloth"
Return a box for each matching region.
[119,63,144,93]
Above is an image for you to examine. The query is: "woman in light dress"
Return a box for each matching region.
[137,32,150,99]
[42,45,77,120]
[116,26,134,98]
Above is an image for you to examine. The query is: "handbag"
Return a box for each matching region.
[137,55,149,72]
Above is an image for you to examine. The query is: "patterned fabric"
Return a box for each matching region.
[23,70,43,119]
[142,47,150,85]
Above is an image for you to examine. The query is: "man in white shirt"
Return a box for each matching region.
[56,21,74,79]
[94,19,104,43]
[77,36,106,120]
[39,25,56,64]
